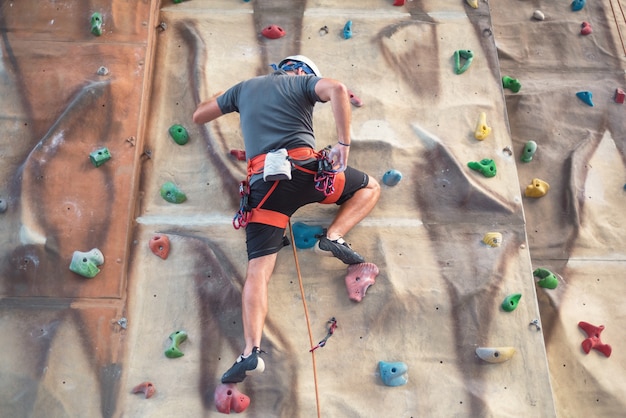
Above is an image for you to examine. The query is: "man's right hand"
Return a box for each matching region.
[328,142,350,172]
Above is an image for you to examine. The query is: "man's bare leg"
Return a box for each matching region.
[241,253,278,356]
[326,177,380,240]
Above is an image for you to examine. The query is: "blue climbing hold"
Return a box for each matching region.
[382,169,403,186]
[571,0,585,11]
[343,21,353,39]
[292,222,324,249]
[378,361,408,387]
[576,91,594,107]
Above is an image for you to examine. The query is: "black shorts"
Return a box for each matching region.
[245,161,369,260]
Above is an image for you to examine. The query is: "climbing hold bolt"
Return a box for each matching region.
[292,222,324,249]
[348,90,363,107]
[454,50,474,75]
[90,12,103,36]
[482,232,503,247]
[524,178,550,197]
[580,21,592,35]
[382,169,403,186]
[165,330,188,358]
[502,76,521,93]
[0,198,7,213]
[571,0,585,12]
[474,112,491,140]
[615,88,625,104]
[467,158,497,178]
[89,147,112,167]
[214,384,251,414]
[578,321,612,357]
[476,347,515,363]
[345,262,379,302]
[169,124,189,145]
[96,66,109,76]
[343,21,353,39]
[466,0,478,9]
[160,182,187,204]
[532,10,545,21]
[501,293,521,312]
[261,25,286,39]
[132,381,156,399]
[529,319,541,331]
[378,361,409,387]
[520,140,537,162]
[533,267,559,289]
[149,234,171,259]
[69,248,105,278]
[319,26,329,36]
[576,91,594,107]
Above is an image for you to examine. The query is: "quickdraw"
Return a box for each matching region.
[314,147,337,197]
[232,180,250,229]
[309,317,338,352]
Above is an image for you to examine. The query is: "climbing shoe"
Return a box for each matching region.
[317,235,365,265]
[221,347,266,384]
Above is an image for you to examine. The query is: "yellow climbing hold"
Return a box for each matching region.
[466,0,479,8]
[524,178,550,198]
[483,232,502,247]
[474,112,492,140]
[476,347,516,363]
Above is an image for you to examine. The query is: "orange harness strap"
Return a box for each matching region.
[247,147,318,177]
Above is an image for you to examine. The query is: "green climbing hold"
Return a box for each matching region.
[160,182,187,203]
[520,141,537,163]
[502,293,521,312]
[91,12,103,36]
[69,248,105,278]
[169,124,189,145]
[533,268,558,289]
[454,50,474,74]
[467,158,497,178]
[90,147,112,167]
[502,76,521,93]
[165,330,188,358]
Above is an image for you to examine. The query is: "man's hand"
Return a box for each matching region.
[328,142,350,172]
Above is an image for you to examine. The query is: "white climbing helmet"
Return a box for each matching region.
[278,55,322,77]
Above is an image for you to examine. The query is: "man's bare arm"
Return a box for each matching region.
[192,91,224,124]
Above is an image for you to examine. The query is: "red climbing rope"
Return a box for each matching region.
[288,220,322,418]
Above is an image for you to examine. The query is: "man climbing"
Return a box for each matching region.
[192,55,380,384]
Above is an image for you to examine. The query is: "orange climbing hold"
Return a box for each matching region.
[345,262,379,302]
[132,381,156,399]
[261,25,286,39]
[215,383,250,414]
[149,235,170,259]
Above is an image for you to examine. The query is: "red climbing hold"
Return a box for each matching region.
[348,90,363,107]
[149,235,170,259]
[261,25,286,39]
[345,262,379,302]
[132,381,156,399]
[578,321,612,357]
[615,88,625,104]
[214,383,250,414]
[580,21,592,35]
[393,0,405,5]
[230,149,246,161]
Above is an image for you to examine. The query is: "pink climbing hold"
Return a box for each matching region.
[578,321,612,357]
[132,381,156,399]
[345,262,379,302]
[230,149,246,161]
[149,235,170,259]
[393,0,405,5]
[215,383,250,414]
[580,21,592,35]
[348,90,363,107]
[261,25,286,39]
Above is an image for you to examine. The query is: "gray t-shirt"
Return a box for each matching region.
[217,70,323,159]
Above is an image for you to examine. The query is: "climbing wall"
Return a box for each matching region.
[0,0,624,417]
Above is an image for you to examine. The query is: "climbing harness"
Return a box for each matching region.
[309,317,338,352]
[232,147,341,230]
